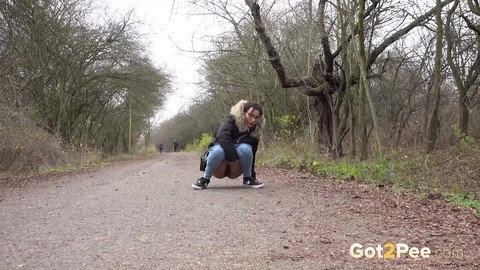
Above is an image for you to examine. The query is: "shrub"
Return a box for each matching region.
[0,105,65,174]
[185,133,214,152]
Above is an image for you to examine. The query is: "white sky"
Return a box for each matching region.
[101,0,222,124]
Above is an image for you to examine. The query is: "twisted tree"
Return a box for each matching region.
[244,0,454,158]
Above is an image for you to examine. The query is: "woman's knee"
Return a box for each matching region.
[208,144,225,159]
[236,143,253,157]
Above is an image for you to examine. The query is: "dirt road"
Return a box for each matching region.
[1,152,479,269]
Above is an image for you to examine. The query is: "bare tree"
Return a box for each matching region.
[244,0,454,158]
[445,0,480,138]
[0,0,172,154]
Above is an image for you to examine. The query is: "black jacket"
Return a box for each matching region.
[211,100,264,177]
[213,115,259,162]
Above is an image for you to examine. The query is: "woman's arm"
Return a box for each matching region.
[215,116,240,162]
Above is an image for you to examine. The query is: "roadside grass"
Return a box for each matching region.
[443,192,480,212]
[185,133,214,152]
[257,140,480,216]
[39,145,160,174]
[1,144,160,181]
[0,105,161,181]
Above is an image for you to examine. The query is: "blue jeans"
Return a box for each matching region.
[203,143,253,179]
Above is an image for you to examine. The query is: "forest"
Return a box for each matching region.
[1,0,479,210]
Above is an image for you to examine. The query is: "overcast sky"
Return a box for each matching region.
[102,0,221,124]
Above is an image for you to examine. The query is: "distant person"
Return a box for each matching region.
[158,142,165,153]
[173,140,179,152]
[192,100,264,190]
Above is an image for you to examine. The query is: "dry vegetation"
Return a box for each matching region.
[0,105,105,180]
[0,105,65,175]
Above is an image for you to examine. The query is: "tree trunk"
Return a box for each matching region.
[315,94,333,152]
[426,0,444,152]
[446,0,480,138]
[459,90,469,135]
[358,78,368,160]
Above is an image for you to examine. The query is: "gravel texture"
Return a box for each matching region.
[0,152,479,269]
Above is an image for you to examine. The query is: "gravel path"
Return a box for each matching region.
[0,152,479,269]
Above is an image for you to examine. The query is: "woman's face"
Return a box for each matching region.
[244,107,261,128]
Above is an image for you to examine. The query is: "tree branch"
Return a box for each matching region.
[332,0,381,59]
[461,15,480,35]
[244,0,318,88]
[367,0,455,69]
[467,0,480,16]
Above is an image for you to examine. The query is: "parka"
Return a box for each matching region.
[211,100,264,177]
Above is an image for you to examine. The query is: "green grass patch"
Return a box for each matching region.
[310,158,395,185]
[258,139,480,215]
[185,133,214,152]
[443,191,480,216]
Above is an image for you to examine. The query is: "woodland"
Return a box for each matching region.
[158,0,479,157]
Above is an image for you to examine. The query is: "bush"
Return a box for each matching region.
[0,105,65,174]
[185,133,214,152]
